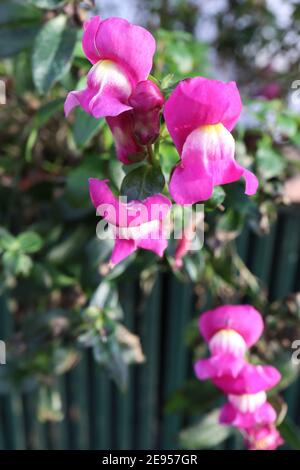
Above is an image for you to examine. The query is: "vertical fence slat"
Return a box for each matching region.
[87,349,112,450]
[247,224,276,285]
[22,391,47,449]
[269,212,300,301]
[0,294,25,449]
[135,276,162,449]
[115,281,136,450]
[161,277,193,449]
[64,356,89,449]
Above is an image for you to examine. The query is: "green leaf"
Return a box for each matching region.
[276,114,297,138]
[32,15,77,93]
[72,108,105,148]
[256,142,286,180]
[0,0,41,25]
[205,186,226,211]
[0,25,39,58]
[165,379,222,415]
[0,228,18,251]
[179,409,232,449]
[121,165,165,201]
[66,155,104,208]
[18,231,43,253]
[46,227,89,264]
[159,140,179,176]
[216,210,243,236]
[161,73,174,90]
[3,251,33,276]
[271,353,300,393]
[33,98,64,129]
[278,416,300,450]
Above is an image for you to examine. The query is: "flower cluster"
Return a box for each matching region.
[194,305,284,450]
[65,16,258,267]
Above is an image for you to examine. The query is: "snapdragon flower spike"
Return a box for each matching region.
[106,80,164,163]
[163,77,259,205]
[64,16,156,119]
[89,178,171,265]
[244,425,284,451]
[194,305,264,379]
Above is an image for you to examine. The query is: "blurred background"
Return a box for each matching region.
[1,0,300,450]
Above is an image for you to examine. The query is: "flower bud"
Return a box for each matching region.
[129,80,164,145]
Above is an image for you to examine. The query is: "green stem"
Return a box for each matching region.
[147,144,155,165]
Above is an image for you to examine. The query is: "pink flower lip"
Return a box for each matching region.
[212,362,281,395]
[219,400,277,429]
[194,354,246,380]
[245,425,284,450]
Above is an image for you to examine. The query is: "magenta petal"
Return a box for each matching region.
[93,17,156,82]
[82,16,102,64]
[89,178,117,210]
[106,112,144,164]
[194,354,246,380]
[242,168,259,195]
[197,124,243,187]
[89,179,171,264]
[87,60,133,118]
[141,194,172,221]
[199,305,264,348]
[137,231,168,257]
[169,129,214,205]
[213,363,281,395]
[169,123,258,205]
[110,238,136,265]
[82,16,155,81]
[89,178,171,228]
[169,160,214,205]
[164,77,242,153]
[64,88,96,117]
[245,425,284,450]
[89,178,120,226]
[129,80,164,144]
[129,80,164,111]
[219,402,277,429]
[65,60,133,119]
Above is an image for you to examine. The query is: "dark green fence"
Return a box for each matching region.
[0,208,300,450]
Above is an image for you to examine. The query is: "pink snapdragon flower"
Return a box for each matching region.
[219,392,277,429]
[163,77,259,205]
[64,16,156,119]
[194,303,284,450]
[244,425,284,450]
[106,80,164,163]
[194,305,263,379]
[216,363,281,429]
[89,178,171,265]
